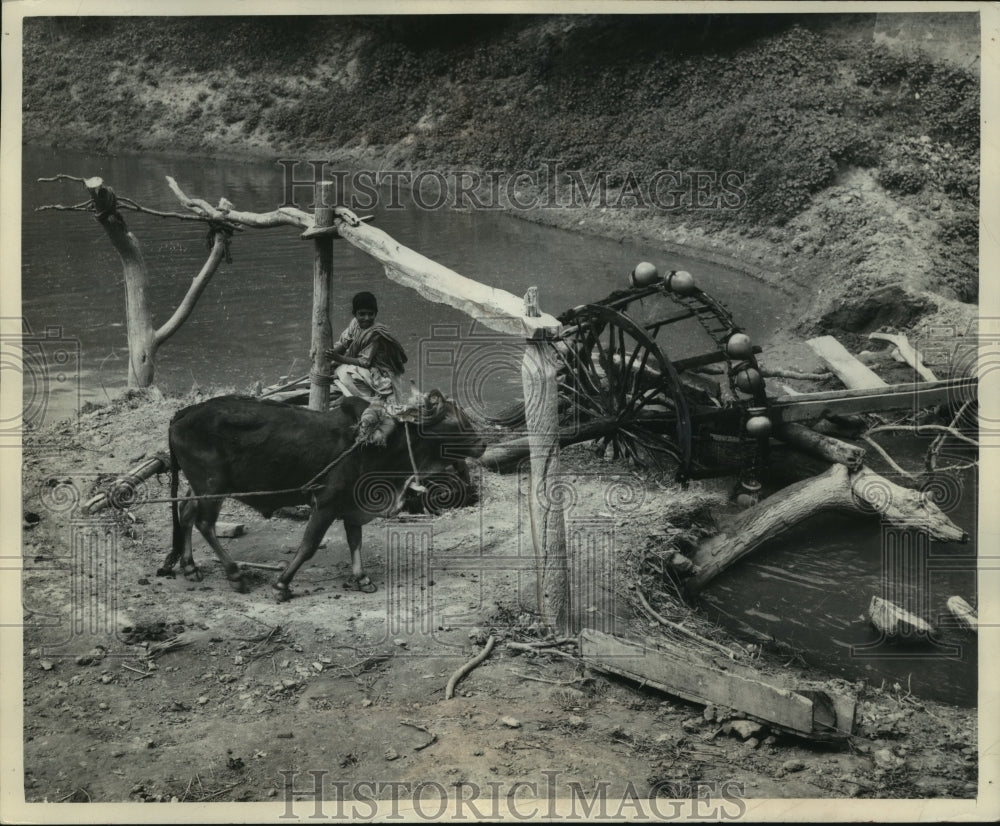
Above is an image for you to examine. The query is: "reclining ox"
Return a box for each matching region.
[159,390,485,601]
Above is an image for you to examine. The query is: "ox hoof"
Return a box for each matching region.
[182,564,203,583]
[343,574,377,594]
[155,567,176,579]
[229,574,249,594]
[272,582,292,603]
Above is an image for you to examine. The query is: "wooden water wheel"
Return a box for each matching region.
[556,303,693,473]
[554,270,770,482]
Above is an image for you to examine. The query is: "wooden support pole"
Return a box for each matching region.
[309,181,336,411]
[521,289,569,635]
[334,220,559,337]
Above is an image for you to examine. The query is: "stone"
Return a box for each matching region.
[384,748,400,761]
[873,748,901,768]
[501,716,521,729]
[781,759,806,773]
[730,720,764,740]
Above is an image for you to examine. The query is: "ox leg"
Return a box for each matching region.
[189,499,248,593]
[343,520,376,593]
[272,509,336,603]
[158,494,196,577]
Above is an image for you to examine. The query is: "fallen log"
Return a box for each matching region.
[686,465,968,594]
[81,455,170,515]
[773,423,865,470]
[579,629,855,741]
[478,417,618,471]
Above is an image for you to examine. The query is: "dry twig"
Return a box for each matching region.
[634,587,738,660]
[445,635,496,699]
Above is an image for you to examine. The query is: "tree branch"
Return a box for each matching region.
[153,230,229,347]
[36,201,94,212]
[37,174,89,184]
[117,196,227,226]
[165,176,313,229]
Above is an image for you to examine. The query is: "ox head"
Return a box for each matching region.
[415,389,487,459]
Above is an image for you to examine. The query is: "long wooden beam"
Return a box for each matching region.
[579,629,855,740]
[335,220,560,338]
[768,376,976,424]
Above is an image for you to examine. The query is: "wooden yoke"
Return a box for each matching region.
[309,181,336,411]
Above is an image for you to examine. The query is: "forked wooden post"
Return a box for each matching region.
[308,181,336,411]
[521,287,570,635]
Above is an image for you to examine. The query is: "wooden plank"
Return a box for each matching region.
[868,332,939,382]
[768,377,976,423]
[807,335,887,389]
[580,629,816,735]
[335,221,560,338]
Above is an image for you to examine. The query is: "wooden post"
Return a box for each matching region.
[521,288,570,635]
[309,181,336,411]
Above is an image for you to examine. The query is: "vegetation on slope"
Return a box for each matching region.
[23,14,980,314]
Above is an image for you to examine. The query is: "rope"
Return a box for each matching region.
[309,371,334,387]
[131,441,361,506]
[403,422,425,491]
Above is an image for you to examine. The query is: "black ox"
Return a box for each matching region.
[159,390,485,601]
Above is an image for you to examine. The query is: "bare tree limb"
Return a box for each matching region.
[153,230,229,347]
[37,173,89,183]
[166,176,313,229]
[860,435,918,481]
[445,635,496,699]
[36,200,94,212]
[868,424,978,449]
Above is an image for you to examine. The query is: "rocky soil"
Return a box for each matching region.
[13,9,985,816]
[18,389,978,807]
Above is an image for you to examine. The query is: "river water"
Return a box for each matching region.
[19,146,977,706]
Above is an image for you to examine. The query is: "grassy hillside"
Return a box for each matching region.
[22,14,980,331]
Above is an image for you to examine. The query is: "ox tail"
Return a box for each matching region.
[169,434,183,557]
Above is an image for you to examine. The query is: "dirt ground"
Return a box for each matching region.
[18,387,978,809]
